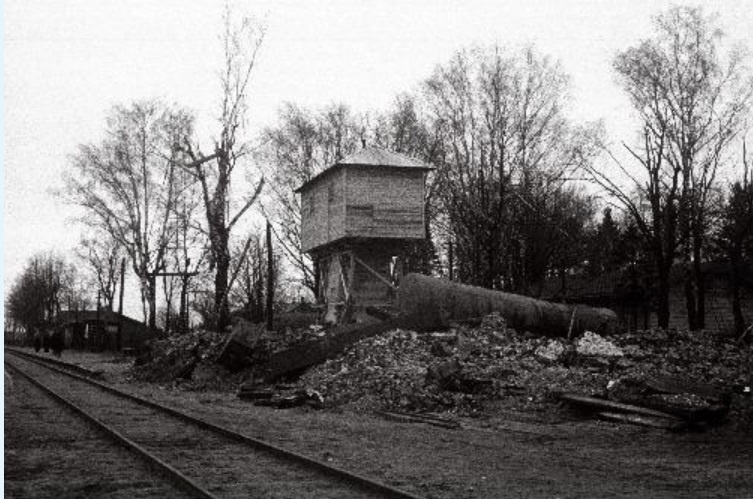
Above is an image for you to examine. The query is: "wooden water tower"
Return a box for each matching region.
[296,146,432,323]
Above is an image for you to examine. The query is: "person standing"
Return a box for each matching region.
[42,330,50,353]
[51,329,64,358]
[33,330,41,353]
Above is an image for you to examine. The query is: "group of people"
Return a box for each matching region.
[33,329,65,358]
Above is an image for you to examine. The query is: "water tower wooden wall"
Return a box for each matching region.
[296,146,432,323]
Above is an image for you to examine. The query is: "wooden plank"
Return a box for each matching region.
[560,393,682,420]
[261,320,395,381]
[354,255,396,290]
[597,411,685,430]
[339,256,349,302]
[644,374,728,400]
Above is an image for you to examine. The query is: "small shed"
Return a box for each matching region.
[57,310,154,352]
[296,146,432,323]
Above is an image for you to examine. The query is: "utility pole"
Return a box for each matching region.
[95,290,101,352]
[117,257,126,351]
[448,239,454,281]
[179,258,191,334]
[266,220,274,330]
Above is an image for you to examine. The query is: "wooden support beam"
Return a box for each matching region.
[347,252,356,297]
[353,255,396,291]
[339,258,350,302]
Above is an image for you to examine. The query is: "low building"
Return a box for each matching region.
[56,310,155,352]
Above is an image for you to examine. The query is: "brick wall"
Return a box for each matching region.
[646,277,753,335]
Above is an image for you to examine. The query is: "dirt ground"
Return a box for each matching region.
[6,347,753,498]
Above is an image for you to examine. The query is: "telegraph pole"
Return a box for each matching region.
[117,257,126,351]
[266,220,274,330]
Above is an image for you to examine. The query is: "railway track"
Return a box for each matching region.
[5,350,424,499]
[5,362,188,498]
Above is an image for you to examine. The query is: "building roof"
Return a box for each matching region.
[294,146,433,193]
[541,269,627,302]
[57,309,145,327]
[339,146,431,168]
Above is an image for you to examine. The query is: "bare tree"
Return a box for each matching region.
[228,230,282,323]
[717,140,753,336]
[422,45,600,292]
[76,233,122,312]
[586,127,682,328]
[588,6,752,328]
[178,5,265,331]
[64,100,193,328]
[6,252,73,335]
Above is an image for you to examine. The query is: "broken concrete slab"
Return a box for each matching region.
[216,321,265,371]
[576,331,624,358]
[248,389,324,409]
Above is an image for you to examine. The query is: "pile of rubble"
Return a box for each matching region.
[128,313,751,428]
[130,322,330,390]
[131,330,229,384]
[294,313,751,426]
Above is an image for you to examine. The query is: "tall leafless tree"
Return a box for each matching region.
[64,100,193,328]
[717,140,753,336]
[76,233,122,312]
[6,252,74,335]
[422,45,600,293]
[588,6,752,328]
[227,230,282,323]
[178,5,265,331]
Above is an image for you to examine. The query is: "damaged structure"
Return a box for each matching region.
[242,147,620,382]
[296,146,432,324]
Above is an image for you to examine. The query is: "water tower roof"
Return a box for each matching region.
[339,146,431,168]
[295,146,432,193]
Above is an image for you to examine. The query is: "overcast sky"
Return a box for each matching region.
[4,0,753,319]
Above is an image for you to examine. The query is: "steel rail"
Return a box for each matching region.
[5,359,220,499]
[6,346,102,377]
[7,350,426,499]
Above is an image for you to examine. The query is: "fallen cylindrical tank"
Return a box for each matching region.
[397,273,619,337]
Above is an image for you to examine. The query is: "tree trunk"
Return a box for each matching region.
[147,274,157,329]
[214,252,230,331]
[313,257,321,302]
[265,220,274,330]
[692,235,705,330]
[179,275,189,334]
[117,258,125,350]
[213,223,231,331]
[657,265,671,329]
[684,270,698,331]
[731,254,745,337]
[448,239,454,281]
